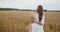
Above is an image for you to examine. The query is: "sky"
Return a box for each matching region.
[0,0,60,10]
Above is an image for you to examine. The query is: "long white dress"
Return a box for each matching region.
[29,12,45,32]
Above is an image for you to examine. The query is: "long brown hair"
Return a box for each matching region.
[37,5,43,21]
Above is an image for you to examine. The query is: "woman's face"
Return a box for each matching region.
[36,6,42,13]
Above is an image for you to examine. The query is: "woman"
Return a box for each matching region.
[29,5,45,32]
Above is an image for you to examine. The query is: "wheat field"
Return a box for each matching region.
[0,11,60,32]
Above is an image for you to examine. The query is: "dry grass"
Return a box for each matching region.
[0,11,60,32]
[44,12,60,32]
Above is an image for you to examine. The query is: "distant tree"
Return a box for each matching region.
[44,10,47,11]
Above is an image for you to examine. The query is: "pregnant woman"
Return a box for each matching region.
[29,5,45,32]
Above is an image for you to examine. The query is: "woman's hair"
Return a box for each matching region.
[37,5,43,21]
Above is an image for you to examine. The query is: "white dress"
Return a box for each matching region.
[29,12,45,32]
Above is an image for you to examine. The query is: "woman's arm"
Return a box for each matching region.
[31,16,42,25]
[33,21,42,25]
[41,15,45,25]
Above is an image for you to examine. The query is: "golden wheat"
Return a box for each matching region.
[0,11,60,32]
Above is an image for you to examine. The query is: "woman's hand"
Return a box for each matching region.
[31,17,42,25]
[31,21,42,25]
[37,22,42,25]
